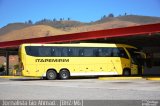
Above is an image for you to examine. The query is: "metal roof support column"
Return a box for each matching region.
[5,51,9,75]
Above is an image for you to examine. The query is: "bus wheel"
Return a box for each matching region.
[46,70,57,80]
[59,69,70,80]
[123,69,131,76]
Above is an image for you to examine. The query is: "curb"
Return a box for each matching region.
[0,76,24,78]
[99,77,143,80]
[146,78,160,81]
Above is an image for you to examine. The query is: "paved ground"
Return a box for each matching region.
[0,77,160,100]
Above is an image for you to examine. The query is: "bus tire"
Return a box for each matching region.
[46,70,57,80]
[59,69,70,80]
[123,69,131,76]
[42,77,47,80]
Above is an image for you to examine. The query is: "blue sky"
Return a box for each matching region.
[0,0,160,28]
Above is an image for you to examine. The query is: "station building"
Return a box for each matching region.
[0,23,160,75]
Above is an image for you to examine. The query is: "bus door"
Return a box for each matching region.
[134,52,146,75]
[130,51,145,75]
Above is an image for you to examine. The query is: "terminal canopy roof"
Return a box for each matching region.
[0,23,159,50]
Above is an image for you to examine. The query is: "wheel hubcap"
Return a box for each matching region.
[62,73,67,78]
[49,73,54,78]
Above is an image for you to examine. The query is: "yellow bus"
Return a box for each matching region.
[19,43,145,80]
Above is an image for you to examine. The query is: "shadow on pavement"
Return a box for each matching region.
[7,74,160,81]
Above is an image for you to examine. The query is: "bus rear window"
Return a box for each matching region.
[25,46,39,56]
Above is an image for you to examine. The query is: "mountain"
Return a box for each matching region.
[117,15,160,24]
[94,15,160,24]
[0,23,32,36]
[35,20,85,29]
[0,25,67,42]
[0,15,160,42]
[69,20,139,33]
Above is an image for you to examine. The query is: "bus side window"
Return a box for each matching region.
[102,48,112,57]
[61,48,68,57]
[118,48,129,59]
[93,48,99,56]
[51,47,60,56]
[84,48,94,57]
[51,48,55,56]
[98,48,103,56]
[112,48,119,57]
[106,48,112,57]
[68,48,74,56]
[74,48,80,56]
[79,49,84,56]
[96,48,112,57]
[38,47,51,56]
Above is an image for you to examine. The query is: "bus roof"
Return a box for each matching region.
[20,43,137,49]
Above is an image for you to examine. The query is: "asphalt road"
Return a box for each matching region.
[0,78,160,100]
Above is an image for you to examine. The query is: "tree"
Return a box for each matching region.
[28,20,33,24]
[60,18,63,21]
[53,18,56,22]
[103,15,106,19]
[24,21,28,24]
[101,15,106,20]
[108,13,114,18]
[43,18,47,22]
[68,18,70,21]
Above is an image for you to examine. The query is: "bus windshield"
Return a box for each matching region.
[127,48,145,66]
